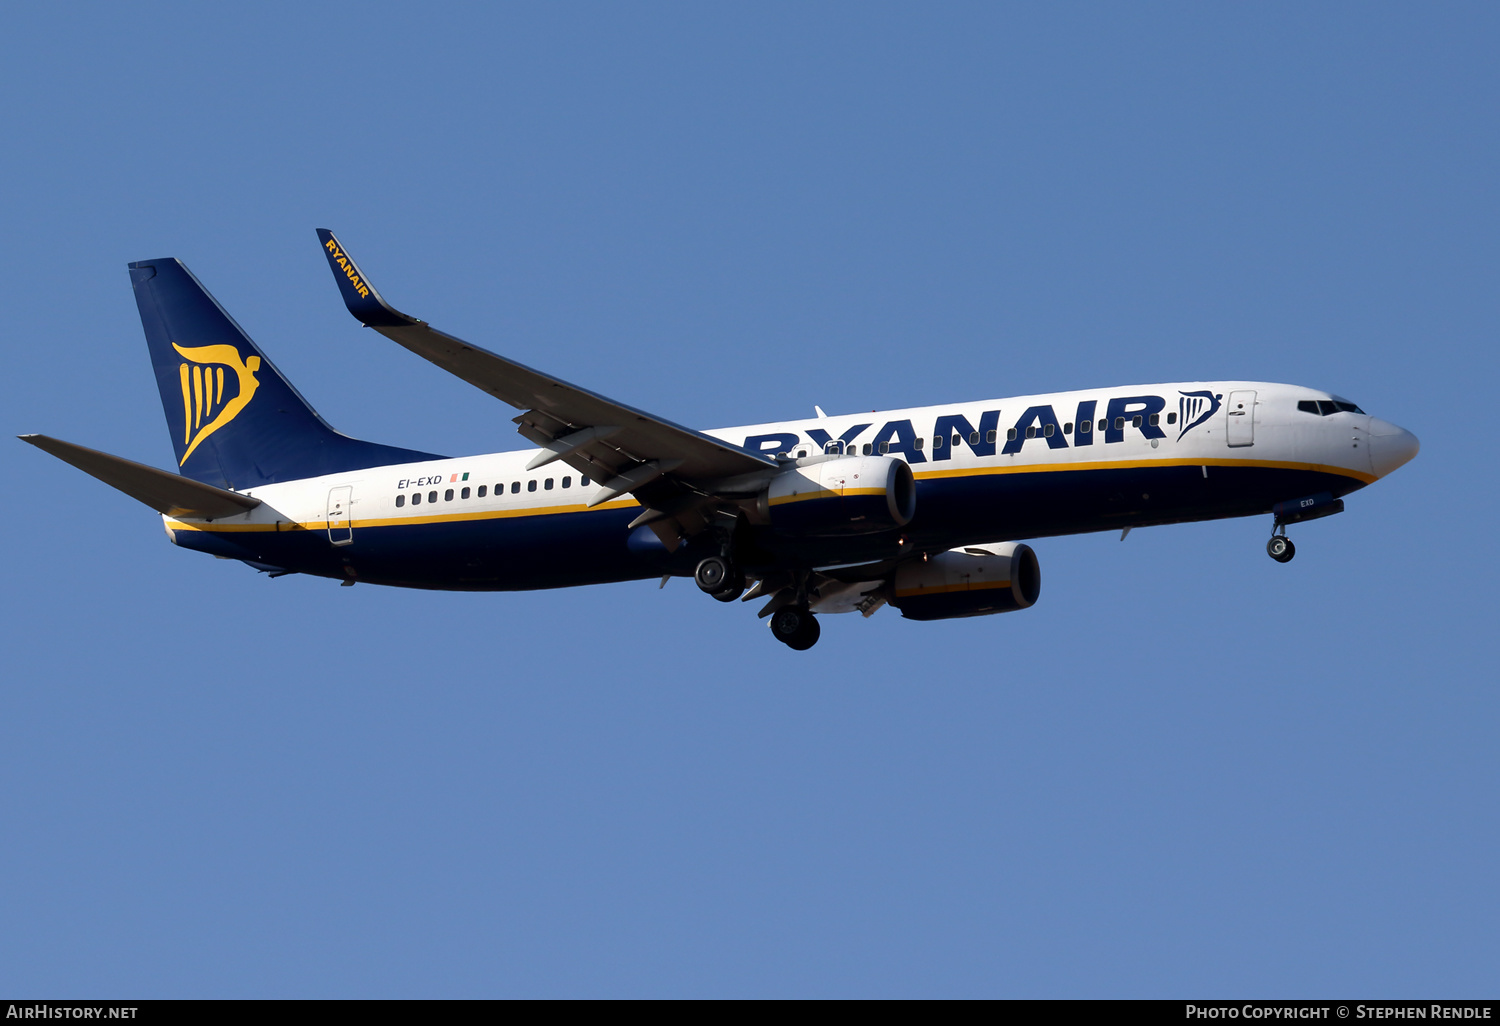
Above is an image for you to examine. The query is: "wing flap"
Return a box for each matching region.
[20,435,262,520]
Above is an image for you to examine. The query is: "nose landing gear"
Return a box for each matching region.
[1266,492,1346,563]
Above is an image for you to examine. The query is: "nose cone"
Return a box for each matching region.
[1368,418,1419,478]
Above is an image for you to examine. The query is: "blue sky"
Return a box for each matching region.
[1,3,1495,997]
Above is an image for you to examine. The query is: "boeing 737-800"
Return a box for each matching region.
[21,231,1419,650]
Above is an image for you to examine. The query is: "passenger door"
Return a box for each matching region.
[1226,390,1256,448]
[327,485,353,546]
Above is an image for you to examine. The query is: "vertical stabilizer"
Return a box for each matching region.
[129,259,441,489]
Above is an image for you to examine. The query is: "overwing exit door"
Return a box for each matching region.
[327,486,353,545]
[1226,390,1256,447]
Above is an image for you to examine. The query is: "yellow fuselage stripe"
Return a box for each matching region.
[913,455,1375,486]
[166,497,642,532]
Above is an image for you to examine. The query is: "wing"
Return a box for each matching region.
[20,434,263,520]
[316,230,777,544]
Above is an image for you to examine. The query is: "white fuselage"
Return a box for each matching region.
[161,381,1418,592]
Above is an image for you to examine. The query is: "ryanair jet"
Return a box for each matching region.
[21,231,1419,650]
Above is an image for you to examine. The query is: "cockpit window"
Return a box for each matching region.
[1299,399,1366,416]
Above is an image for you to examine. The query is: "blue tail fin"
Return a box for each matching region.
[129,258,442,489]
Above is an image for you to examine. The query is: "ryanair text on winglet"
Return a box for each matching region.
[324,238,371,298]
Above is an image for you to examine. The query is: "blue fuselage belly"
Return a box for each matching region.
[906,463,1362,545]
[174,464,1364,591]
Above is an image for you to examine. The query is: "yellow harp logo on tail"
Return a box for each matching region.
[173,343,261,465]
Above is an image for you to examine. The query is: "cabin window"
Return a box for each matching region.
[444,488,454,501]
[952,434,961,447]
[1148,413,1159,426]
[933,435,944,449]
[1007,428,1017,441]
[581,475,591,486]
[545,478,554,490]
[878,441,890,454]
[1113,417,1124,431]
[1079,419,1091,434]
[477,485,487,497]
[796,449,807,458]
[461,487,470,499]
[1166,412,1177,425]
[863,444,873,456]
[528,480,537,492]
[411,492,421,505]
[395,494,405,508]
[562,476,571,488]
[986,429,997,443]
[1098,419,1107,431]
[913,437,923,451]
[511,482,521,494]
[1132,416,1142,428]
[968,431,979,445]
[1043,424,1054,437]
[1063,422,1073,434]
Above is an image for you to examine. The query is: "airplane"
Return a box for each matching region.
[20,230,1420,651]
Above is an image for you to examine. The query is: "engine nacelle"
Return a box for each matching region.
[889,542,1041,621]
[762,455,915,537]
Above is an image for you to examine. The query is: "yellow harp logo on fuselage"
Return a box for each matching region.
[173,343,261,465]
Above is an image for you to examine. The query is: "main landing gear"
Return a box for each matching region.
[695,550,821,651]
[770,604,821,651]
[1267,533,1296,563]
[695,555,745,602]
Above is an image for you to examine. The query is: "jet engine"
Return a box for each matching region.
[761,455,915,537]
[889,542,1040,621]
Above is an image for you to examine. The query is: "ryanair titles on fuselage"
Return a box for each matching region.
[738,390,1222,460]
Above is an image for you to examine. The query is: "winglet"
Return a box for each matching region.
[315,229,421,328]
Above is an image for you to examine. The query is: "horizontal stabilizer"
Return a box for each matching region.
[19,435,262,519]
